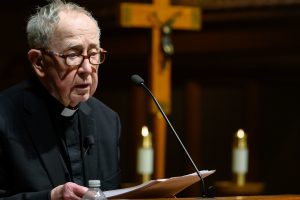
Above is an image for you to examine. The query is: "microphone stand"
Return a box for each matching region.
[131,75,212,198]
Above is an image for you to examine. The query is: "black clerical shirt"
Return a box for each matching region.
[47,97,84,185]
[60,112,83,185]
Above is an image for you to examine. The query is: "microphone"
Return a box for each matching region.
[130,74,214,198]
[83,135,95,156]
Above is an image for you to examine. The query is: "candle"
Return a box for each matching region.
[137,126,154,182]
[232,129,248,186]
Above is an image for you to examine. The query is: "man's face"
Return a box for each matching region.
[42,11,100,107]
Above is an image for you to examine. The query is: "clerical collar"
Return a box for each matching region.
[61,105,79,117]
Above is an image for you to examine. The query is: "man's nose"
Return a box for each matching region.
[78,57,93,73]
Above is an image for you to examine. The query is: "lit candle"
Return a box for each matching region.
[137,126,153,182]
[232,129,248,186]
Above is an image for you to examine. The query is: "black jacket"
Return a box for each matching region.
[0,78,121,200]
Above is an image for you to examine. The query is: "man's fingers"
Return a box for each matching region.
[70,183,88,197]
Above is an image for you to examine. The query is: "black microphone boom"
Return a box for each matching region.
[130,74,210,198]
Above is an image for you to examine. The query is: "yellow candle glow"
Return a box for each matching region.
[137,126,154,182]
[141,126,151,148]
[232,129,248,186]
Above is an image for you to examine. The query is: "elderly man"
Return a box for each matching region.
[0,0,121,199]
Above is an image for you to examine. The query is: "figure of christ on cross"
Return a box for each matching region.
[120,0,201,179]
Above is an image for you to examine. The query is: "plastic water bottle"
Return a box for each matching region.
[82,180,107,200]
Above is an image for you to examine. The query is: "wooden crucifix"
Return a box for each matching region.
[119,0,201,179]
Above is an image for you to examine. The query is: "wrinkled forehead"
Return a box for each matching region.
[49,10,100,49]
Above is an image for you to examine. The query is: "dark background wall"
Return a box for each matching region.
[1,0,300,196]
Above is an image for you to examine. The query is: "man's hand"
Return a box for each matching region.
[51,182,88,200]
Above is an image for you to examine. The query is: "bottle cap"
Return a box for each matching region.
[88,180,101,187]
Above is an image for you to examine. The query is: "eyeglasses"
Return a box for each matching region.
[41,48,107,66]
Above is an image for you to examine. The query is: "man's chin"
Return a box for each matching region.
[69,94,90,106]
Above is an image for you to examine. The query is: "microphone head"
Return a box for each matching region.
[130,74,144,86]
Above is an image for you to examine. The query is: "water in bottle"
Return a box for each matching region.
[82,180,107,200]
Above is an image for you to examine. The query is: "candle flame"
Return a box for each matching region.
[141,126,149,137]
[237,129,245,139]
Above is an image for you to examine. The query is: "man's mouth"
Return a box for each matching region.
[75,84,90,89]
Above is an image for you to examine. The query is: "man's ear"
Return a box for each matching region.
[28,49,45,78]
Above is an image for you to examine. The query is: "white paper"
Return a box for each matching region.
[104,170,215,199]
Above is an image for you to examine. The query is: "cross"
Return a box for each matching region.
[120,0,201,179]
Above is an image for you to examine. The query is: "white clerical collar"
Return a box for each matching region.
[61,106,78,117]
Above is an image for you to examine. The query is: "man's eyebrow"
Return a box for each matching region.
[63,44,100,52]
[63,44,82,51]
[88,44,100,49]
